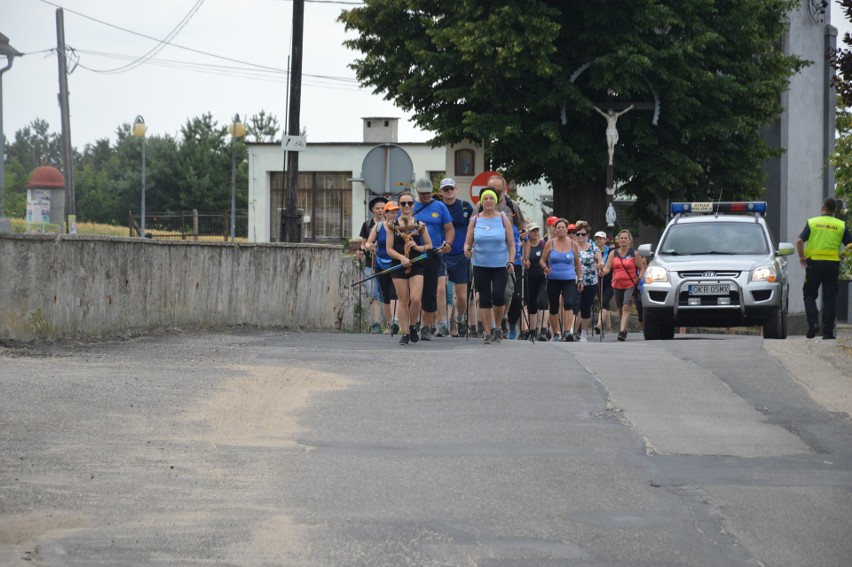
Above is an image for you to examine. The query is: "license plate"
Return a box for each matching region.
[689,284,730,296]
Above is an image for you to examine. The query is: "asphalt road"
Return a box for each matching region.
[1,330,850,566]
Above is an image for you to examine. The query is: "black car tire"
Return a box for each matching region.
[762,304,787,340]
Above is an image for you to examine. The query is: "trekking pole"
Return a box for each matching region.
[598,277,605,342]
[465,262,475,341]
[523,267,535,343]
[357,257,364,333]
[390,296,398,337]
[348,251,433,287]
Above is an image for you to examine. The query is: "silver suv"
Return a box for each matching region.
[638,202,794,340]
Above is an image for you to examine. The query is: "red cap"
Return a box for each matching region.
[568,223,577,231]
[545,216,558,226]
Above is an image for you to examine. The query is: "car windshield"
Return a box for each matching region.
[658,222,769,255]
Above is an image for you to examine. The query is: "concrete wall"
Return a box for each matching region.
[0,235,360,342]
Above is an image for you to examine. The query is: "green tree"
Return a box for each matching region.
[176,113,232,212]
[340,0,805,226]
[246,110,281,143]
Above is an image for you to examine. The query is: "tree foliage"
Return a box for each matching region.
[3,114,255,225]
[340,0,805,226]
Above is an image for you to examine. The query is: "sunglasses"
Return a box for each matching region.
[440,187,455,192]
[576,232,588,237]
[399,201,414,206]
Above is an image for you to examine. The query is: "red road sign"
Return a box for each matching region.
[469,171,501,204]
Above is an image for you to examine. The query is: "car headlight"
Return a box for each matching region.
[645,266,668,283]
[752,265,777,282]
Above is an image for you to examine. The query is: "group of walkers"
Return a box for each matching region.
[358,175,646,345]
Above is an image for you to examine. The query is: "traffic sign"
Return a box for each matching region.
[281,134,307,151]
[469,171,501,204]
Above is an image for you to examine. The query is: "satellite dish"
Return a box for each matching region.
[361,144,414,195]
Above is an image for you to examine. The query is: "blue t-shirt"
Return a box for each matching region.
[444,199,473,254]
[548,243,577,280]
[472,215,510,268]
[375,222,392,269]
[413,199,452,250]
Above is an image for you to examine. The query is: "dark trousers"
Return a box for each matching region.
[473,266,509,309]
[421,254,442,313]
[803,259,840,332]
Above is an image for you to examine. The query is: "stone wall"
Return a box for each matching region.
[0,235,360,342]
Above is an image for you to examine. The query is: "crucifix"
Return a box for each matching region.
[593,91,655,196]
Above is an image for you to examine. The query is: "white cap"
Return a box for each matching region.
[414,178,434,193]
[594,231,607,239]
[439,177,456,189]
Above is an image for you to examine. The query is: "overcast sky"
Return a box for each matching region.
[2,0,431,148]
[2,1,851,150]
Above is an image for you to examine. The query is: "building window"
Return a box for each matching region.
[270,172,352,243]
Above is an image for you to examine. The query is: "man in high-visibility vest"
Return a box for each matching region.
[795,197,852,339]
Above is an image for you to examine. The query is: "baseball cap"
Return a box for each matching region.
[414,178,434,193]
[527,223,541,231]
[439,177,456,189]
[594,231,607,239]
[545,216,558,226]
[383,201,399,212]
[568,223,577,231]
[368,195,388,209]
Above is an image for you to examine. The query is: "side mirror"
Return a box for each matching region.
[637,243,654,257]
[776,242,794,256]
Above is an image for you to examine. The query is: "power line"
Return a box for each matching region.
[36,0,290,74]
[90,0,207,74]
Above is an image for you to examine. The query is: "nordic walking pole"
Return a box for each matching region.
[357,257,364,333]
[348,251,432,288]
[598,277,605,342]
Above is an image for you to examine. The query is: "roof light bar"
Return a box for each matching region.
[671,202,767,215]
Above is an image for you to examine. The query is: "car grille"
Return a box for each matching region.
[677,290,741,306]
[677,271,741,278]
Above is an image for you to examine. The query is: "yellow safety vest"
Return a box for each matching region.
[804,215,845,261]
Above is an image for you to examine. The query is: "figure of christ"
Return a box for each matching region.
[594,105,634,166]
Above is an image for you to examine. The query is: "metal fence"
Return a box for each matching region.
[128,210,249,241]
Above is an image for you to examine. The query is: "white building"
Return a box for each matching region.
[247,118,486,243]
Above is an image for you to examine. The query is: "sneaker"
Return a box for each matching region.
[456,318,467,337]
[823,334,837,340]
[538,328,548,341]
[391,322,400,335]
[450,320,459,337]
[469,325,479,338]
[420,327,433,341]
[409,325,420,343]
[806,323,819,339]
[399,334,410,345]
[563,333,575,342]
[477,321,485,337]
[579,331,588,342]
[617,331,627,342]
[551,334,561,342]
[371,322,382,334]
[436,324,448,338]
[508,324,518,340]
[519,330,529,340]
[594,326,601,335]
[483,332,492,345]
[492,328,503,344]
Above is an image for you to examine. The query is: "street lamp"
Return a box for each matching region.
[132,115,148,237]
[0,33,23,235]
[227,113,245,242]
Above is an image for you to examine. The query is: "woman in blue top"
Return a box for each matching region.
[540,218,582,341]
[463,189,515,345]
[365,201,400,334]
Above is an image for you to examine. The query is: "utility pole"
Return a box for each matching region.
[56,8,75,229]
[281,0,304,243]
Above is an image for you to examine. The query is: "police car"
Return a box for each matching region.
[638,202,794,340]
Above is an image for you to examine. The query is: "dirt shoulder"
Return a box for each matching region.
[763,326,852,418]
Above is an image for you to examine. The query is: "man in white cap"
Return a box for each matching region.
[437,177,475,336]
[412,178,453,340]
